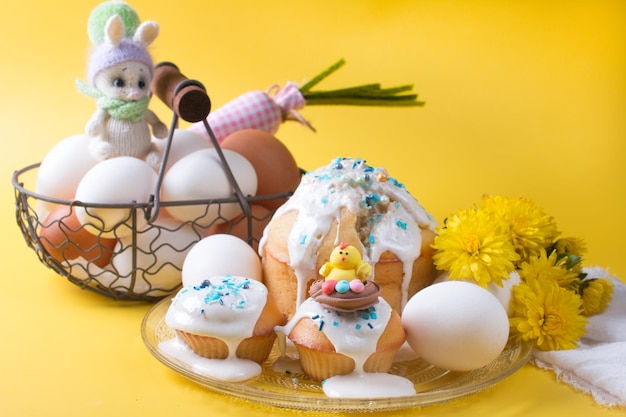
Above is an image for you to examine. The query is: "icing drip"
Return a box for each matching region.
[275,296,415,398]
[259,157,436,310]
[322,372,416,398]
[158,337,262,382]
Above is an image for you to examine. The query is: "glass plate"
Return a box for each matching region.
[141,297,533,412]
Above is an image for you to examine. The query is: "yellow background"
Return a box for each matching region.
[1,1,624,416]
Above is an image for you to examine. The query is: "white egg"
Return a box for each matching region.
[152,128,212,174]
[181,234,262,287]
[161,148,257,227]
[402,281,510,372]
[434,271,520,316]
[74,157,158,238]
[35,134,100,211]
[111,218,199,295]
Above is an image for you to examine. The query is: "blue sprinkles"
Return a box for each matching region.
[396,220,408,230]
[311,297,382,333]
[197,277,252,309]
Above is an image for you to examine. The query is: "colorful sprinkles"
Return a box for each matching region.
[309,158,418,250]
[186,276,254,311]
[311,305,380,332]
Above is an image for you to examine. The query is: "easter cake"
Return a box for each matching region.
[259,157,438,319]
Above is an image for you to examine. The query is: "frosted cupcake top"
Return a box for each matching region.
[165,276,267,339]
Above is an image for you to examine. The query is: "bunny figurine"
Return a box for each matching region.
[77,10,168,170]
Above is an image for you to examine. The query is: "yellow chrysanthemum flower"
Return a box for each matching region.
[580,278,613,316]
[432,208,519,288]
[510,276,587,351]
[481,195,559,265]
[552,237,587,274]
[518,249,579,288]
[554,237,587,258]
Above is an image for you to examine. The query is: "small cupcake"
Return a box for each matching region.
[276,244,405,382]
[165,276,286,364]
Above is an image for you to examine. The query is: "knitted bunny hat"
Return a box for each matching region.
[85,1,157,85]
[88,0,140,44]
[88,36,154,85]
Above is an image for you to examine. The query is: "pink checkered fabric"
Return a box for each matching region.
[188,82,306,142]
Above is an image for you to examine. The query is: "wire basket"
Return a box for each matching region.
[12,63,296,301]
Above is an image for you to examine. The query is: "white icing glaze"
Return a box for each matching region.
[159,337,262,382]
[162,276,268,381]
[277,297,391,372]
[275,296,415,398]
[322,372,416,398]
[259,157,436,310]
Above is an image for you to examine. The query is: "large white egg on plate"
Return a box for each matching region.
[35,134,100,212]
[161,148,257,227]
[152,128,212,174]
[434,271,521,316]
[74,157,157,238]
[111,218,199,296]
[402,281,510,372]
[181,234,262,287]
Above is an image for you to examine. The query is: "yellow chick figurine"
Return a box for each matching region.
[319,242,372,283]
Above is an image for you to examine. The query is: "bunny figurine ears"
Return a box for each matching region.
[86,1,159,85]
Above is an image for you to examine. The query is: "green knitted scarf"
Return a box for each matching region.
[76,79,149,122]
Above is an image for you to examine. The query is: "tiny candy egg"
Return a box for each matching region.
[181,234,262,287]
[335,280,351,293]
[349,279,365,293]
[161,148,258,227]
[402,281,510,372]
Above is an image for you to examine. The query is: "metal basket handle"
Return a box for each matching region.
[147,62,253,232]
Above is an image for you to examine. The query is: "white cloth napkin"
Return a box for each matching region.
[532,267,626,408]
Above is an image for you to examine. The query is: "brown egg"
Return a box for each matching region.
[220,129,300,211]
[199,204,273,252]
[38,206,117,268]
